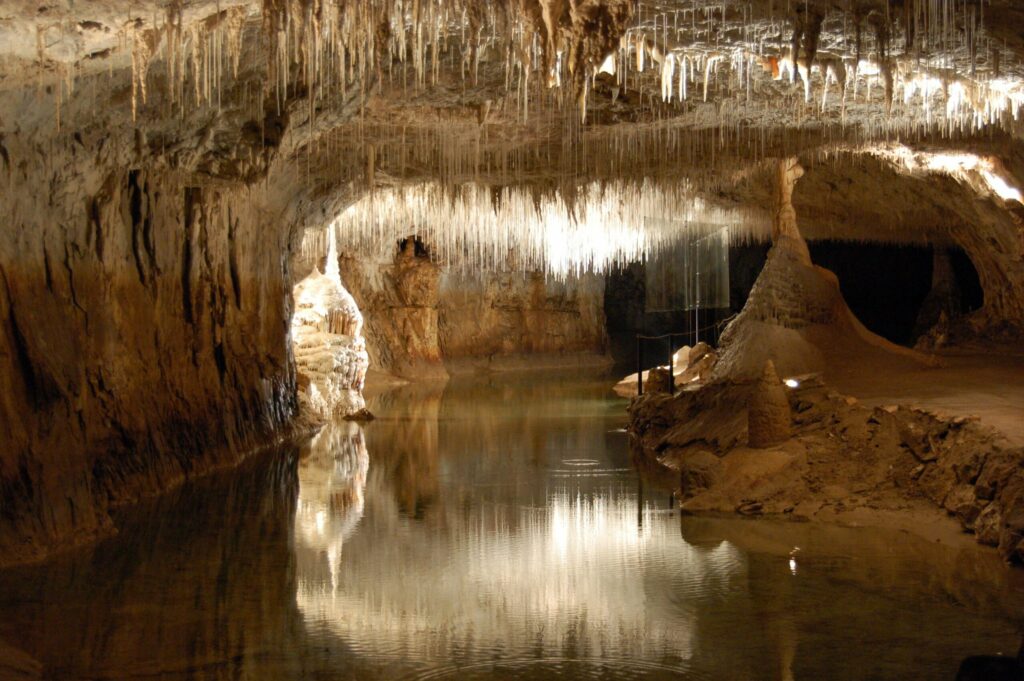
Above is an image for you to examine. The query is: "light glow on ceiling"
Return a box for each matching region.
[869,145,1024,204]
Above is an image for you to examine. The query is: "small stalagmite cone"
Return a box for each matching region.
[747,360,792,448]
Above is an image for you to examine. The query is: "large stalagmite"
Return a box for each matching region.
[714,157,933,380]
[291,233,369,422]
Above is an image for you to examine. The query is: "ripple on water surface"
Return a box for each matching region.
[0,374,1021,681]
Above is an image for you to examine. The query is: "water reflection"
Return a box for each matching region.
[0,449,306,680]
[0,374,1022,680]
[295,420,369,593]
[292,375,1024,681]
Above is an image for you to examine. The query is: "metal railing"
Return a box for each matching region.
[635,314,735,396]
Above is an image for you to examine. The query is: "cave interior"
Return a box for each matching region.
[2,0,1024,679]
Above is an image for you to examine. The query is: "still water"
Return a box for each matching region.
[1,374,1022,680]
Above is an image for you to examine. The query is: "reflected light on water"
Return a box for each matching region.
[295,461,744,664]
[295,421,369,593]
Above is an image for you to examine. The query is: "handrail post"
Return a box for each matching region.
[668,338,674,395]
[636,335,644,396]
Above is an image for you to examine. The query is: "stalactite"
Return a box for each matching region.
[327,179,770,280]
[23,0,1024,156]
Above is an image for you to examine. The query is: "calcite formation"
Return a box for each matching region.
[339,239,610,378]
[747,360,792,448]
[1,0,1024,569]
[714,158,934,380]
[291,255,369,422]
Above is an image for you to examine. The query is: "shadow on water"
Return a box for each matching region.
[1,371,1023,680]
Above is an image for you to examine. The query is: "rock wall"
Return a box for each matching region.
[340,240,610,379]
[773,149,1024,341]
[438,269,609,373]
[340,242,447,378]
[0,42,365,567]
[0,160,296,566]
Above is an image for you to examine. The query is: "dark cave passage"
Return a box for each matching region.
[807,241,983,346]
[605,241,985,366]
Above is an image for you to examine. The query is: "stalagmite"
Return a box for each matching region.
[747,360,792,448]
[292,229,370,422]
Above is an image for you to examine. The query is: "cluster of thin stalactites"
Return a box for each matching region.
[26,0,1021,139]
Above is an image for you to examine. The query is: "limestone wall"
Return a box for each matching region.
[0,143,297,566]
[340,242,610,379]
[0,45,364,567]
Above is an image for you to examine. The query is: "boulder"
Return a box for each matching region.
[679,449,722,498]
[645,367,673,394]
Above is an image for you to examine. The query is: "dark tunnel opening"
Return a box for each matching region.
[604,241,985,367]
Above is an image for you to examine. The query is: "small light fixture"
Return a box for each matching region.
[784,378,799,388]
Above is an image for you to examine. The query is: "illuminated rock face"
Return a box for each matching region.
[340,242,610,378]
[438,270,609,373]
[0,159,298,568]
[292,268,369,421]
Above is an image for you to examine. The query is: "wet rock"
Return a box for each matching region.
[629,350,1024,563]
[0,639,42,680]
[944,484,984,529]
[998,479,1024,563]
[678,449,722,499]
[954,451,989,485]
[678,347,718,384]
[688,342,712,365]
[975,503,1002,546]
[747,360,792,448]
[344,408,375,422]
[899,421,938,462]
[975,453,1018,501]
[736,499,764,515]
[645,367,673,394]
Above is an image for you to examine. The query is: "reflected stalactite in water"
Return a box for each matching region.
[295,419,370,595]
[367,381,445,519]
[1,377,1022,680]
[295,377,747,669]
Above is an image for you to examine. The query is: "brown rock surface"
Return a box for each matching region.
[342,243,609,379]
[629,374,1024,564]
[747,361,792,448]
[644,367,673,394]
[340,242,447,379]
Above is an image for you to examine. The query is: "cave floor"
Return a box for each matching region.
[825,347,1024,446]
[1,372,1023,679]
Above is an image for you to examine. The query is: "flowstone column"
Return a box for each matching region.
[714,156,932,380]
[772,157,812,263]
[292,231,371,422]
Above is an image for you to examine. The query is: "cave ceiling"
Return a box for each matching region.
[2,0,1024,259]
